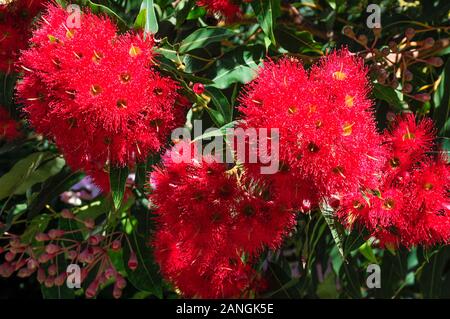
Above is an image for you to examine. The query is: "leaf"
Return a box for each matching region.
[123,208,162,297]
[433,59,450,138]
[21,214,51,244]
[251,0,281,45]
[320,201,345,260]
[210,45,265,89]
[136,0,158,34]
[316,271,339,299]
[0,152,65,201]
[192,121,239,142]
[418,246,450,298]
[372,83,406,110]
[206,86,233,124]
[179,27,236,53]
[110,166,129,210]
[275,26,323,55]
[27,168,83,219]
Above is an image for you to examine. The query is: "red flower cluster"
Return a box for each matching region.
[151,141,295,298]
[197,0,251,19]
[0,107,21,141]
[17,4,187,190]
[239,49,386,211]
[338,114,450,248]
[0,0,44,73]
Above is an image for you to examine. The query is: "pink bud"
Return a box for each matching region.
[48,264,57,276]
[414,93,431,102]
[35,233,50,242]
[113,286,123,299]
[45,244,60,254]
[426,57,443,67]
[17,268,32,278]
[5,251,16,262]
[104,267,116,280]
[193,83,205,95]
[84,218,95,230]
[128,251,138,271]
[115,275,127,289]
[38,253,52,264]
[0,263,14,278]
[111,240,121,251]
[44,276,55,288]
[79,248,94,264]
[88,234,104,246]
[48,229,65,239]
[37,268,46,283]
[14,259,27,271]
[67,250,78,260]
[85,279,99,299]
[54,272,67,286]
[61,209,75,219]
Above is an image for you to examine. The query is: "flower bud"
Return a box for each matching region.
[67,250,78,260]
[115,275,127,289]
[38,252,52,264]
[61,209,75,219]
[84,218,95,230]
[45,244,60,254]
[79,248,95,264]
[37,268,46,283]
[111,240,121,251]
[17,267,33,278]
[0,263,14,278]
[403,69,413,82]
[342,25,355,38]
[426,57,443,67]
[27,258,39,270]
[405,27,415,40]
[5,251,16,262]
[35,232,50,242]
[44,276,55,288]
[422,37,435,48]
[88,234,104,246]
[54,272,67,286]
[402,83,413,93]
[48,264,57,276]
[127,251,138,271]
[48,229,65,239]
[85,279,99,299]
[193,83,205,95]
[104,267,116,280]
[113,286,123,299]
[413,93,431,102]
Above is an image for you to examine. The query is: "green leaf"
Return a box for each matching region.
[123,208,162,297]
[136,0,158,34]
[110,166,129,210]
[275,26,323,55]
[372,83,406,110]
[0,152,65,201]
[251,0,281,45]
[210,45,265,89]
[433,59,450,138]
[21,214,52,244]
[179,27,236,53]
[320,201,345,260]
[206,86,233,124]
[316,271,339,299]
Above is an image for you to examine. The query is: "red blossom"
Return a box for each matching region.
[17,4,188,190]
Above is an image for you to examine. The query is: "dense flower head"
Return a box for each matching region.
[338,114,450,248]
[17,4,187,190]
[0,0,44,73]
[0,107,21,141]
[238,49,386,211]
[151,141,295,298]
[197,0,251,20]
